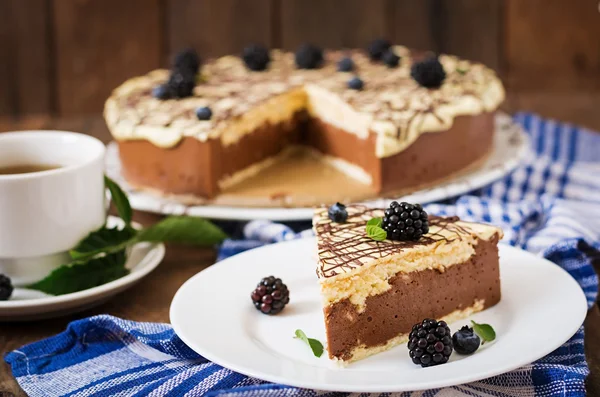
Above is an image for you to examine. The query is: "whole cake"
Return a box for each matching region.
[104,41,505,201]
[314,203,503,363]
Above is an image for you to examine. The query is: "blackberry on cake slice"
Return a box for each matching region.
[382,201,429,241]
[314,204,503,363]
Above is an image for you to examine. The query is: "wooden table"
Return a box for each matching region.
[0,115,599,396]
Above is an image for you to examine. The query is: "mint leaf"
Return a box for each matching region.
[70,226,137,260]
[105,176,132,226]
[366,225,387,241]
[28,251,128,295]
[294,329,324,358]
[471,320,496,343]
[136,216,227,245]
[367,217,382,227]
[456,67,468,75]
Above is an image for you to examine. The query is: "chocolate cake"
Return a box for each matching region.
[313,205,503,363]
[104,45,504,201]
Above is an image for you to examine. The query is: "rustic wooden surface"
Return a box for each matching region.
[1,0,600,118]
[52,0,163,116]
[0,110,599,395]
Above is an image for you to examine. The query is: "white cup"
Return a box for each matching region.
[0,131,106,285]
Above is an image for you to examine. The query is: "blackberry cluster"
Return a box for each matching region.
[295,44,324,69]
[382,201,429,241]
[173,48,201,76]
[166,70,196,98]
[0,274,13,301]
[367,38,391,61]
[411,56,446,88]
[242,44,271,71]
[153,49,200,100]
[408,319,453,367]
[251,276,290,315]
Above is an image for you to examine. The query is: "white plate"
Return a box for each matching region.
[170,238,587,393]
[106,113,529,221]
[0,216,165,321]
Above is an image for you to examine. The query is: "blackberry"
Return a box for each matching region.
[452,326,481,355]
[251,276,290,315]
[196,106,212,120]
[173,48,201,76]
[382,201,429,241]
[411,56,446,88]
[0,274,13,301]
[382,50,400,68]
[347,76,364,90]
[337,57,354,72]
[295,44,323,69]
[367,38,391,61]
[328,202,348,223]
[152,84,172,100]
[408,319,453,367]
[242,44,271,71]
[167,70,196,98]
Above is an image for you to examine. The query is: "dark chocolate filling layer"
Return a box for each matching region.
[117,112,494,199]
[323,236,501,361]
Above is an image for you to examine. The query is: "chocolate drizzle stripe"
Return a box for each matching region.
[315,206,474,278]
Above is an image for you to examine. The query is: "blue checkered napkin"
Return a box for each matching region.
[5,113,600,396]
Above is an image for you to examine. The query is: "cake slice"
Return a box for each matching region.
[313,205,503,363]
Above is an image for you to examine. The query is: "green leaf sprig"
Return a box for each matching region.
[104,175,133,226]
[27,176,227,296]
[294,329,324,358]
[366,217,387,241]
[471,320,496,343]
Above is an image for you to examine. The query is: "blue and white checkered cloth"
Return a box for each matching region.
[5,113,600,396]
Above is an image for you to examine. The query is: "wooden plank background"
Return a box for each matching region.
[0,0,598,121]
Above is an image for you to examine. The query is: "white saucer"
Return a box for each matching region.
[0,216,165,321]
[106,113,529,221]
[170,238,587,393]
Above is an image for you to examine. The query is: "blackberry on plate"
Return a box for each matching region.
[251,276,290,315]
[242,44,271,71]
[382,201,429,241]
[295,44,323,69]
[173,48,201,75]
[328,202,348,223]
[452,325,481,355]
[408,318,453,367]
[337,57,354,72]
[382,50,400,68]
[0,274,13,301]
[411,56,446,88]
[196,106,212,120]
[347,76,364,90]
[367,38,391,61]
